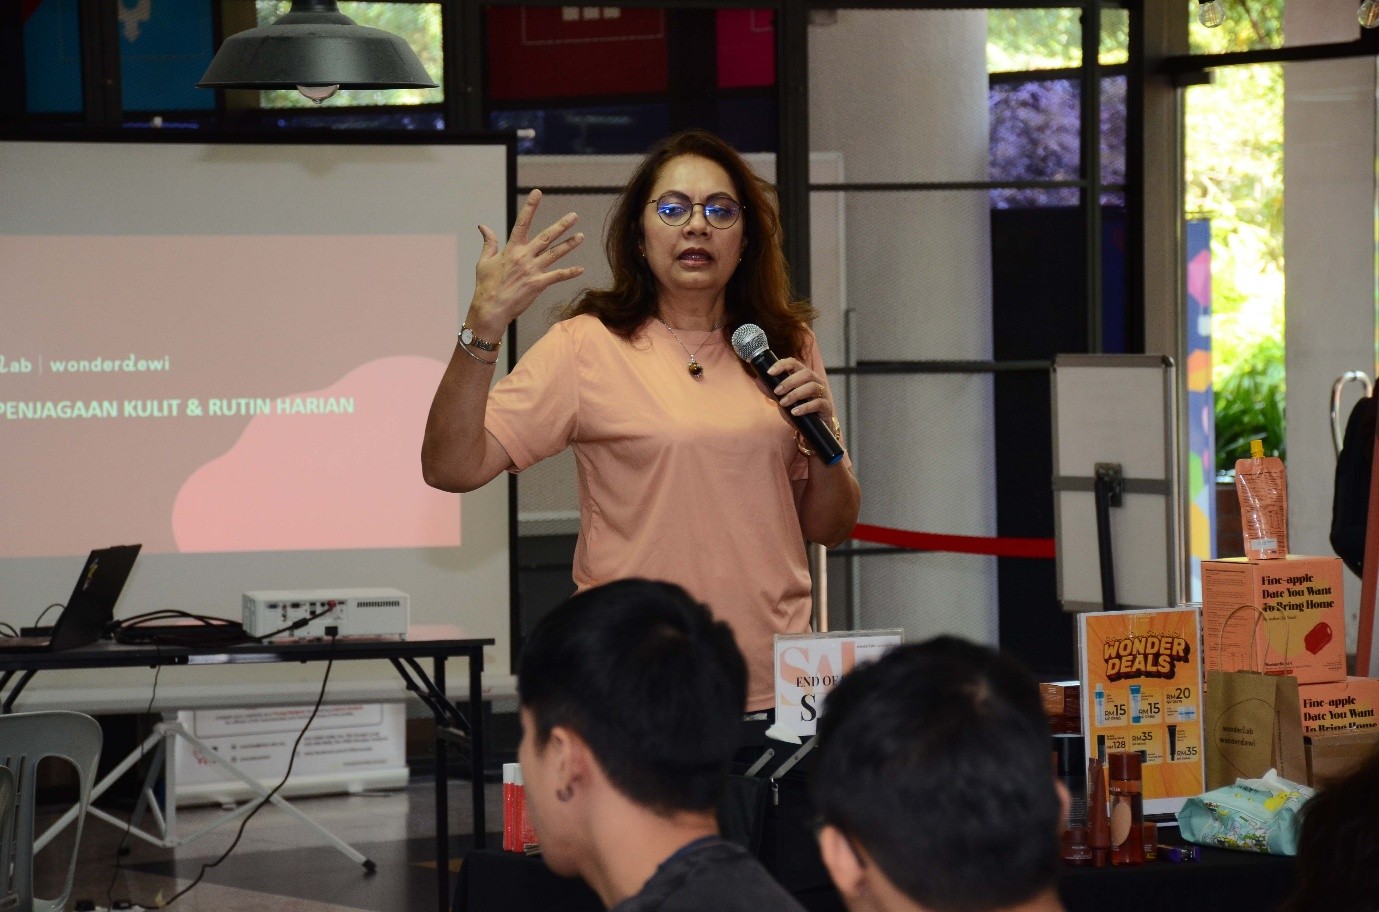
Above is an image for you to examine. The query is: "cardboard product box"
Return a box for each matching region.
[1202,555,1346,685]
[1299,676,1379,735]
[1305,730,1379,787]
[1040,680,1081,734]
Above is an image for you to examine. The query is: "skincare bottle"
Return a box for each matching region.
[1087,757,1111,867]
[1107,750,1145,865]
[1129,683,1141,724]
[1094,683,1106,726]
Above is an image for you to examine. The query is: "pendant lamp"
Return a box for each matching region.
[197,0,437,103]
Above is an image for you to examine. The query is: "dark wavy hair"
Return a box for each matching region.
[562,128,816,365]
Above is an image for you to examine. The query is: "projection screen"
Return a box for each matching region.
[0,133,515,710]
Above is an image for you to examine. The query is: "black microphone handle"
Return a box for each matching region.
[747,349,846,466]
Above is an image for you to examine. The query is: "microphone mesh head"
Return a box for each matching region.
[730,323,769,361]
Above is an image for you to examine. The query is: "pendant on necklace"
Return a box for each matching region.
[688,358,704,378]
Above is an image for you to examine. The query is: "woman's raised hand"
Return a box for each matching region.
[468,189,585,333]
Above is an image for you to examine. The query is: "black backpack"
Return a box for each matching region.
[1331,394,1377,577]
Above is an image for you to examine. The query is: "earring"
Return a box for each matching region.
[556,784,574,802]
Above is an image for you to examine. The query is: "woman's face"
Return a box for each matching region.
[639,154,747,308]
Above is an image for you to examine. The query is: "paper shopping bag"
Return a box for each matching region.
[1205,670,1307,789]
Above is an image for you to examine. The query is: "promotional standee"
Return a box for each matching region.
[1080,608,1205,815]
[774,630,903,738]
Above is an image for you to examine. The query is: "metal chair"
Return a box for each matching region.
[0,712,102,912]
[0,765,16,912]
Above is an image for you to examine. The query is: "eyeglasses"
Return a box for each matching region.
[648,192,744,229]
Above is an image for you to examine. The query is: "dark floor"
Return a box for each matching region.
[35,779,502,912]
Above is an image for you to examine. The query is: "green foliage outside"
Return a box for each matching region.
[986,8,1130,72]
[988,2,1287,476]
[1188,0,1283,54]
[255,1,443,107]
[1184,0,1286,474]
[1213,335,1287,469]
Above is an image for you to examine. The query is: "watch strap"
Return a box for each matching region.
[460,324,501,352]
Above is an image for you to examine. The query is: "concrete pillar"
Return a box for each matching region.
[808,10,998,643]
[1282,1,1376,651]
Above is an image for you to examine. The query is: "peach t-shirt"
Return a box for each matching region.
[486,314,843,710]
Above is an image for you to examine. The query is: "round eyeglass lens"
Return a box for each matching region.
[653,194,741,229]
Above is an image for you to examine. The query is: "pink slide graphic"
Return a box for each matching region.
[2,234,462,558]
[172,356,459,552]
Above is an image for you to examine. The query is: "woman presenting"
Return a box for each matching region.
[422,129,860,711]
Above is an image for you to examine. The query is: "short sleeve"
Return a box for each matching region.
[485,322,579,471]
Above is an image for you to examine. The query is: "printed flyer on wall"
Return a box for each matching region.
[1079,607,1205,815]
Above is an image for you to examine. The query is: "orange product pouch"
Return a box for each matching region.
[1235,442,1288,560]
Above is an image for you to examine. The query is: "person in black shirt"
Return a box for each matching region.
[516,578,805,912]
[812,638,1069,912]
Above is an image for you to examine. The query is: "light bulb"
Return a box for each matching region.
[1197,0,1226,27]
[296,84,340,104]
[1361,0,1379,28]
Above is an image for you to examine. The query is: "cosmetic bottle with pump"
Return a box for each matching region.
[1107,750,1145,865]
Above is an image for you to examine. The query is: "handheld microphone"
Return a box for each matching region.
[730,324,845,466]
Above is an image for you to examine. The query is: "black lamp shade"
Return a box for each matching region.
[197,0,437,90]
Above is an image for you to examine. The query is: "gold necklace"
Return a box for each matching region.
[657,316,724,379]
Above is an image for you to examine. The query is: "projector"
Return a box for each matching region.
[242,588,409,640]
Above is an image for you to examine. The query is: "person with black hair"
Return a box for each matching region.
[1279,747,1379,912]
[516,577,807,912]
[812,637,1068,912]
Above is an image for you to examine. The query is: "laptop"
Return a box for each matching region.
[0,544,142,653]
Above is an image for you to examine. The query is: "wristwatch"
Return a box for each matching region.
[459,324,501,352]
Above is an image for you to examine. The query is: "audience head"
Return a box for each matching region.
[1280,747,1379,912]
[516,578,747,872]
[812,637,1064,912]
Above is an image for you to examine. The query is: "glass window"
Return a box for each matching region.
[22,0,83,114]
[986,7,1130,73]
[486,6,774,155]
[988,8,1085,71]
[717,8,774,88]
[1189,0,1283,54]
[255,1,443,108]
[121,1,216,112]
[490,104,670,155]
[1100,8,1129,66]
[988,76,1126,208]
[1184,64,1285,469]
[989,77,1083,204]
[486,6,668,101]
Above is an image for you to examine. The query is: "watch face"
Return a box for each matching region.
[460,327,475,345]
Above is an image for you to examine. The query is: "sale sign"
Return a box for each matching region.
[774,629,902,737]
[1079,608,1205,815]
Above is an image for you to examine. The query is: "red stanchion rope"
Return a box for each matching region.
[850,523,1056,559]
